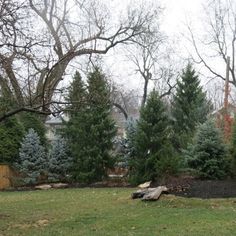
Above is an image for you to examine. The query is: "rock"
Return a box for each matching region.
[142,186,168,201]
[131,188,157,199]
[132,189,149,199]
[35,184,52,190]
[131,186,168,201]
[138,181,151,189]
[51,183,68,188]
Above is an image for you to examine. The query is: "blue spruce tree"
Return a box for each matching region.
[48,136,72,182]
[17,128,46,185]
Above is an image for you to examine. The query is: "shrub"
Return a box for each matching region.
[185,120,229,180]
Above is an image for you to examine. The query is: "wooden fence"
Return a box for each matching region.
[0,165,15,190]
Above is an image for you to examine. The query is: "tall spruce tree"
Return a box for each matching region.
[62,70,86,145]
[66,68,117,183]
[129,90,174,184]
[185,120,229,180]
[17,129,46,185]
[66,71,86,116]
[172,64,212,149]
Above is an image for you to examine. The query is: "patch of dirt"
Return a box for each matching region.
[11,219,49,230]
[0,214,9,219]
[152,176,236,199]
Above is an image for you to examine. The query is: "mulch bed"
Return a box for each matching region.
[3,175,236,198]
[152,176,236,199]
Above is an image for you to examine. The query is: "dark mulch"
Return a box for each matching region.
[3,175,236,198]
[152,176,236,199]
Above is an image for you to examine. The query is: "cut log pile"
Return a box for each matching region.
[131,182,168,201]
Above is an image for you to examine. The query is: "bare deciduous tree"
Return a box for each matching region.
[0,0,156,121]
[187,0,236,86]
[126,8,178,108]
[111,83,140,120]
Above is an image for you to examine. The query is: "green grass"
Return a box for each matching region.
[1,188,236,236]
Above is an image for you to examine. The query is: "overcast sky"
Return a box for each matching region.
[100,0,207,89]
[160,0,203,33]
[62,0,227,107]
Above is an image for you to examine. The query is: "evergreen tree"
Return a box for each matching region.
[62,70,87,142]
[0,118,24,164]
[172,64,212,149]
[0,89,24,164]
[0,81,17,115]
[115,118,137,167]
[66,67,117,183]
[48,136,72,182]
[17,129,46,185]
[185,120,229,180]
[129,90,175,184]
[66,71,86,116]
[19,112,47,146]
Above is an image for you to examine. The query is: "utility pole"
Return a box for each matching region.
[224,56,231,141]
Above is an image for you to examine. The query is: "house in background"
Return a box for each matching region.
[112,107,139,136]
[45,106,140,142]
[45,115,69,142]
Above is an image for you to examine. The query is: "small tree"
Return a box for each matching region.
[114,118,138,168]
[48,136,72,182]
[185,120,229,180]
[129,90,175,184]
[17,129,46,185]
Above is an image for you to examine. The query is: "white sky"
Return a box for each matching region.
[160,0,203,34]
[101,0,229,107]
[61,0,227,107]
[101,0,206,89]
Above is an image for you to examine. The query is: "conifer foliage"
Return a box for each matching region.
[65,68,117,183]
[129,90,174,184]
[66,71,86,116]
[172,64,212,149]
[17,129,46,185]
[19,112,47,146]
[48,136,72,182]
[0,118,24,164]
[0,92,24,164]
[186,120,229,180]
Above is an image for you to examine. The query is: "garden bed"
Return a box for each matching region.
[4,175,236,199]
[153,176,236,199]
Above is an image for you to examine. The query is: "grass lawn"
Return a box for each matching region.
[1,188,236,236]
